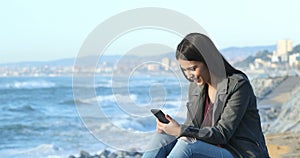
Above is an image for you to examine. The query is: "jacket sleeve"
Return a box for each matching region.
[179,79,252,144]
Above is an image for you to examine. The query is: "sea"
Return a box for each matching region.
[0,75,189,158]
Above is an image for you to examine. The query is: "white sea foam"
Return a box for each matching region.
[84,117,153,151]
[76,94,138,106]
[111,116,156,132]
[0,76,189,157]
[0,81,56,89]
[0,144,64,158]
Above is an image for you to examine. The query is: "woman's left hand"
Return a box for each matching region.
[157,114,181,137]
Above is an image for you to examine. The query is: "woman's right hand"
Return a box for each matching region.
[156,115,181,137]
[156,119,164,133]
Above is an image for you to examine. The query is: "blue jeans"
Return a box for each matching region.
[142,133,234,158]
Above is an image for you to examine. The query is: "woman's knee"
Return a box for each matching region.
[148,133,177,148]
[167,139,193,158]
[167,138,234,158]
[142,133,177,158]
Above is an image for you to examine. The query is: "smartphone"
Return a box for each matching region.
[150,109,169,124]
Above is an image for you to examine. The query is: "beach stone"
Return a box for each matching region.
[80,150,90,158]
[116,151,133,158]
[134,154,142,158]
[99,149,110,157]
[108,151,118,158]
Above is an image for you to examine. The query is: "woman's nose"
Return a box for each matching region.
[187,73,195,80]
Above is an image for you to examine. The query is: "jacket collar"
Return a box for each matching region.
[188,78,229,126]
[213,78,230,125]
[192,83,207,96]
[191,84,202,96]
[217,77,229,95]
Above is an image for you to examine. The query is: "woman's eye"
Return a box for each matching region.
[186,68,193,71]
[187,66,197,71]
[181,65,198,72]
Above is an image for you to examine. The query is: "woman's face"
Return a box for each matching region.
[178,59,210,86]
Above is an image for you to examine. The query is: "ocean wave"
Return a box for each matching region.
[3,105,35,112]
[110,116,156,132]
[0,144,62,158]
[0,124,30,131]
[0,81,56,89]
[82,117,156,151]
[59,99,92,105]
[72,94,138,106]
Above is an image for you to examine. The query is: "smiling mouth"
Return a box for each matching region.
[193,78,200,83]
[188,75,200,83]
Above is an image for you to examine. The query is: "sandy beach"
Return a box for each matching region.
[266,132,300,158]
[257,76,300,158]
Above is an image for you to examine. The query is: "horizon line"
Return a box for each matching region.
[0,43,282,65]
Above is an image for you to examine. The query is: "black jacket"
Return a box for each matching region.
[179,74,270,158]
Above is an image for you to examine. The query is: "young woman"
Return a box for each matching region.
[142,33,270,158]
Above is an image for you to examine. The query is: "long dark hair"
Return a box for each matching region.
[176,33,245,81]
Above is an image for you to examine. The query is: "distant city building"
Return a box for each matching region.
[161,57,170,71]
[272,39,292,62]
[147,64,160,71]
[289,53,300,67]
[170,61,180,71]
[254,58,264,68]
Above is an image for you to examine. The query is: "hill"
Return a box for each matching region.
[220,45,276,63]
[0,45,276,67]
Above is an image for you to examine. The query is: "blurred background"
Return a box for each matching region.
[1,0,300,157]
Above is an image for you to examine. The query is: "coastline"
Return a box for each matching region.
[69,149,143,158]
[256,76,300,157]
[69,76,300,158]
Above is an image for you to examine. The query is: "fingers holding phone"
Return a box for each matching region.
[151,109,181,137]
[156,118,164,133]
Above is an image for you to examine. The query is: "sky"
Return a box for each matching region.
[0,0,300,63]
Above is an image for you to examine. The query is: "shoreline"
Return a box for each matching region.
[69,149,143,158]
[69,76,300,158]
